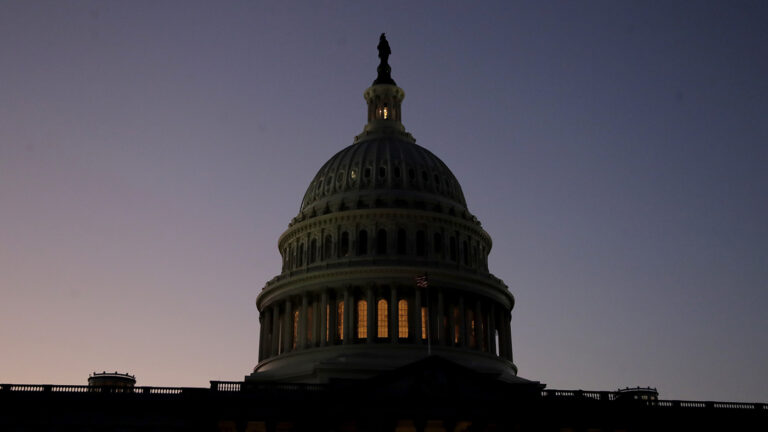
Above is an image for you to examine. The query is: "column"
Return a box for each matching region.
[506,312,514,362]
[437,289,446,345]
[390,287,398,343]
[328,290,337,344]
[343,288,352,344]
[475,299,483,351]
[283,298,292,353]
[258,314,265,362]
[261,308,272,359]
[313,296,321,347]
[488,303,497,355]
[367,286,375,344]
[299,294,308,349]
[271,304,280,356]
[414,287,422,344]
[458,295,466,347]
[320,291,328,347]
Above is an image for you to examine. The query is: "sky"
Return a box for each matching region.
[1,1,766,402]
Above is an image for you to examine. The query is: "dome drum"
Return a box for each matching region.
[252,282,517,383]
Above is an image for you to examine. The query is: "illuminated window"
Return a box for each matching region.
[383,106,389,119]
[292,310,299,349]
[421,307,428,340]
[357,300,368,339]
[377,299,388,338]
[337,302,344,341]
[398,300,408,338]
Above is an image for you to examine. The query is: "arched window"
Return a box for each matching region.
[397,229,407,255]
[292,310,299,349]
[376,229,387,254]
[309,239,317,264]
[357,300,367,339]
[288,244,295,269]
[449,237,457,261]
[297,243,304,267]
[325,304,330,342]
[324,235,333,260]
[398,299,409,338]
[357,230,368,256]
[340,232,349,257]
[416,230,426,256]
[462,240,469,266]
[377,299,388,338]
[433,233,443,254]
[421,307,428,340]
[337,302,344,341]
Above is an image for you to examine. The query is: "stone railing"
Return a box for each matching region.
[1,383,764,410]
[542,389,766,410]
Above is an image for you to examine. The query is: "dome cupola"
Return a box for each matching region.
[248,35,521,385]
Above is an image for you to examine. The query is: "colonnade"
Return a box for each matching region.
[257,285,513,364]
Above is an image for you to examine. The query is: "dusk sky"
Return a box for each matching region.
[1,1,766,402]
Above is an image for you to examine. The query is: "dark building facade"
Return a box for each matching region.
[1,36,765,432]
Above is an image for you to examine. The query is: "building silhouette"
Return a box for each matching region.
[1,36,765,432]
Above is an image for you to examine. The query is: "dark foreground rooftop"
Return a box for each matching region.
[2,358,765,432]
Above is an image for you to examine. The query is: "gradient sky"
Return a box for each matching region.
[1,1,766,402]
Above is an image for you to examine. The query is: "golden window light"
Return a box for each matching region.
[398,299,408,338]
[357,300,368,339]
[377,299,388,338]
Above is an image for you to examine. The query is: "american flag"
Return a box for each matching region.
[415,274,428,288]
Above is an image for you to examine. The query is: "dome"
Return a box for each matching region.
[248,35,521,385]
[299,137,468,216]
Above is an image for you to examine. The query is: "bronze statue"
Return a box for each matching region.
[377,33,391,66]
[374,33,396,85]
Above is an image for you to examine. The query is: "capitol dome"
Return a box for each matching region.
[248,35,522,384]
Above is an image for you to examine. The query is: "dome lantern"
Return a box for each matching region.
[357,33,413,143]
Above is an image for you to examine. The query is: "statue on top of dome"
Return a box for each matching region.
[374,33,396,86]
[377,33,391,65]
